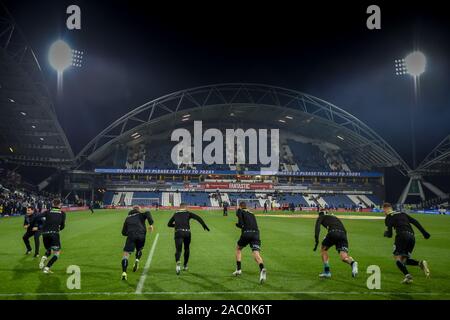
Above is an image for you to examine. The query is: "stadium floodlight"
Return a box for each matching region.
[9,147,13,153]
[8,98,15,103]
[48,40,73,73]
[394,51,426,78]
[39,137,44,141]
[20,111,26,116]
[404,51,426,77]
[394,50,426,169]
[278,119,286,123]
[337,135,344,141]
[285,116,293,119]
[182,114,190,118]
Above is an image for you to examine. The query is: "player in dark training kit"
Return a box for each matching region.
[383,203,431,284]
[167,203,210,275]
[121,205,154,280]
[314,209,358,278]
[35,199,66,274]
[22,206,42,258]
[233,202,267,284]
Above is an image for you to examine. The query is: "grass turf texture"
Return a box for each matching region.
[0,209,449,300]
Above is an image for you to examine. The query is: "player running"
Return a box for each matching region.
[22,206,42,258]
[121,205,154,280]
[36,199,66,274]
[232,202,267,284]
[383,203,431,284]
[314,209,358,278]
[167,203,210,275]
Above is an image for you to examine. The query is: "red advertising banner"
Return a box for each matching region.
[200,182,273,190]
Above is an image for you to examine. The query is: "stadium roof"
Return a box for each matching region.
[0,4,74,168]
[76,83,411,174]
[415,134,450,175]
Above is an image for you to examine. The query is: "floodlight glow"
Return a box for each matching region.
[337,135,344,141]
[404,51,426,77]
[48,40,72,72]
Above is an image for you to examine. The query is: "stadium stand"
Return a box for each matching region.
[181,192,210,206]
[286,140,329,171]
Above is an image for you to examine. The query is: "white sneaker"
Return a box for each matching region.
[121,272,127,280]
[232,269,242,276]
[43,267,53,274]
[402,274,413,284]
[133,260,139,272]
[352,261,359,278]
[319,272,332,278]
[419,260,430,278]
[39,256,47,270]
[176,263,181,275]
[259,268,267,284]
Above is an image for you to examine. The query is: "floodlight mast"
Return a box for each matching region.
[395,51,428,205]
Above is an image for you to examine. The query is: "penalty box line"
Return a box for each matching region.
[135,233,160,294]
[0,291,449,297]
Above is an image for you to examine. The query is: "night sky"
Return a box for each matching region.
[3,1,450,177]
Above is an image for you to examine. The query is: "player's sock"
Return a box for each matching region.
[396,260,409,275]
[46,255,58,268]
[122,257,129,272]
[324,262,330,273]
[259,263,265,271]
[236,261,242,271]
[136,250,142,260]
[406,258,419,266]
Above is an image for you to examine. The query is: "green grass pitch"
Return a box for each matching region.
[0,209,449,300]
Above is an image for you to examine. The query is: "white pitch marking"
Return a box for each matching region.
[135,233,159,294]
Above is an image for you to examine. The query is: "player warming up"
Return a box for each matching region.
[121,205,154,280]
[167,203,210,275]
[314,209,358,279]
[36,199,66,274]
[233,202,267,284]
[383,203,431,284]
[22,206,42,258]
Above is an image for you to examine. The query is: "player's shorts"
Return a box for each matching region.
[123,235,146,253]
[322,229,349,252]
[237,231,261,251]
[393,231,415,257]
[174,230,191,240]
[42,233,61,251]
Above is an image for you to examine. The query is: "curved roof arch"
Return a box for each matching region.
[0,4,74,168]
[76,83,410,174]
[415,134,450,175]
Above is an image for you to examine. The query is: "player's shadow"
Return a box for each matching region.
[36,273,68,300]
[177,271,229,292]
[11,255,33,281]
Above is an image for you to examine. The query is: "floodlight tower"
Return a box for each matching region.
[395,50,427,205]
[48,40,84,95]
